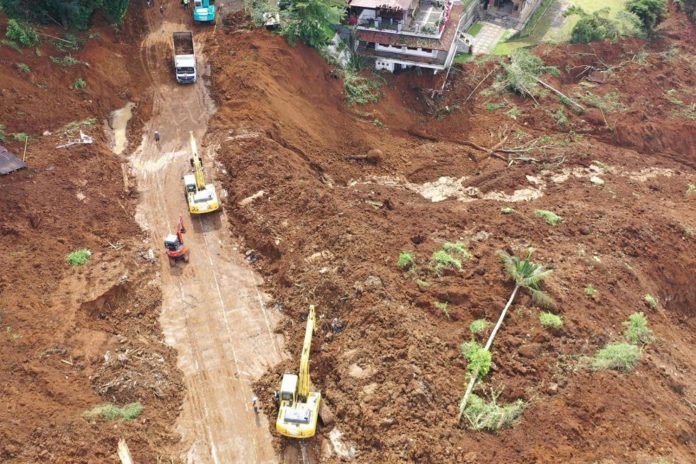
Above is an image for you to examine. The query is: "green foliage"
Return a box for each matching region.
[539,311,563,329]
[552,107,568,126]
[1,38,23,53]
[62,117,96,133]
[12,132,29,142]
[565,7,620,43]
[461,341,492,379]
[15,62,30,73]
[469,319,492,335]
[535,209,563,225]
[431,250,462,273]
[461,392,525,431]
[50,55,81,66]
[5,19,38,47]
[485,101,507,111]
[281,0,346,48]
[343,69,382,105]
[644,293,658,309]
[434,301,450,320]
[592,342,641,371]
[467,22,483,36]
[84,402,143,421]
[66,248,91,266]
[498,49,560,99]
[397,251,416,270]
[0,124,5,142]
[443,242,472,259]
[72,78,86,89]
[1,0,130,30]
[626,0,667,37]
[623,312,653,345]
[584,284,598,297]
[498,249,554,308]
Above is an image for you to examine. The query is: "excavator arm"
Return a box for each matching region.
[190,131,206,191]
[297,305,316,400]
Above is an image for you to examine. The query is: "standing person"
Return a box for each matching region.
[160,4,165,16]
[154,130,161,146]
[252,396,259,414]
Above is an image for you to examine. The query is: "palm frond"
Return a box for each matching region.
[520,268,553,288]
[529,287,555,308]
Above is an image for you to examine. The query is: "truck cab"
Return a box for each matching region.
[175,55,197,84]
[193,0,215,23]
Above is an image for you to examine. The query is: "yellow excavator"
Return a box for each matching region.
[184,131,220,214]
[276,305,321,438]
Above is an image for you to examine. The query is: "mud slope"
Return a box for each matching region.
[0,10,183,463]
[205,16,696,464]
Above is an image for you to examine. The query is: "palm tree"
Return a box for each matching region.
[458,249,554,425]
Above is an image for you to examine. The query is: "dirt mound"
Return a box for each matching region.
[205,22,696,464]
[0,8,182,463]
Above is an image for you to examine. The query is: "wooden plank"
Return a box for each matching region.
[117,439,133,464]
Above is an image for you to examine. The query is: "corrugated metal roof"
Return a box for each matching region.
[350,0,412,10]
[0,145,26,175]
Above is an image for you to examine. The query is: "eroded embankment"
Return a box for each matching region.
[205,16,696,464]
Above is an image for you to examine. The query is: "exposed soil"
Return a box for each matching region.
[0,8,183,464]
[205,9,696,464]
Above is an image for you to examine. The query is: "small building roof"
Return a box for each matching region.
[350,0,412,10]
[0,145,26,175]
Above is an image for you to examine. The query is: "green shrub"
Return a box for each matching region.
[499,50,560,99]
[12,132,29,142]
[66,249,91,266]
[626,0,667,37]
[15,63,30,73]
[623,312,653,345]
[84,402,143,421]
[535,209,563,225]
[0,124,5,142]
[442,242,472,259]
[397,251,416,270]
[72,78,87,90]
[461,393,525,431]
[431,250,462,274]
[50,55,81,66]
[461,341,492,379]
[592,343,641,371]
[5,19,39,48]
[434,301,450,319]
[539,311,563,329]
[343,69,382,105]
[564,7,620,44]
[280,0,346,48]
[644,293,658,309]
[584,284,598,297]
[469,319,492,335]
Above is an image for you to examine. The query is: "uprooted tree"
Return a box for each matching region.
[458,249,554,425]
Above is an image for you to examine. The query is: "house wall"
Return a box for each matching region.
[375,43,438,57]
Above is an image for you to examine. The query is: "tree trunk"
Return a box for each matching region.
[458,285,520,425]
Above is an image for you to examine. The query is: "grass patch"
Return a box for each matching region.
[343,68,383,105]
[623,312,653,345]
[397,251,416,270]
[84,402,143,421]
[454,53,475,64]
[469,319,492,335]
[434,301,451,320]
[442,242,472,258]
[485,101,507,111]
[461,341,492,379]
[66,249,92,266]
[62,117,97,133]
[431,250,462,273]
[644,293,658,309]
[15,63,30,73]
[461,392,525,431]
[468,22,483,36]
[534,209,563,225]
[592,342,641,371]
[0,124,5,142]
[539,311,563,329]
[50,55,82,66]
[584,284,598,297]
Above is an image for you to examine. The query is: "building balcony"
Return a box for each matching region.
[355,0,454,38]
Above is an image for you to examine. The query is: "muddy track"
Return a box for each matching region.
[130,11,284,463]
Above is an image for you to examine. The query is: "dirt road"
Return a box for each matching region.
[130,15,283,464]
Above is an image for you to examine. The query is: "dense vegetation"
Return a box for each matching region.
[0,0,129,30]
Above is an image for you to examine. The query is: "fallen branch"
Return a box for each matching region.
[461,67,497,107]
[534,77,585,111]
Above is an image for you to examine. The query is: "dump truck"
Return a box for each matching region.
[173,32,197,84]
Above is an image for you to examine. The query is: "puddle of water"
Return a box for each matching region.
[111,102,135,155]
